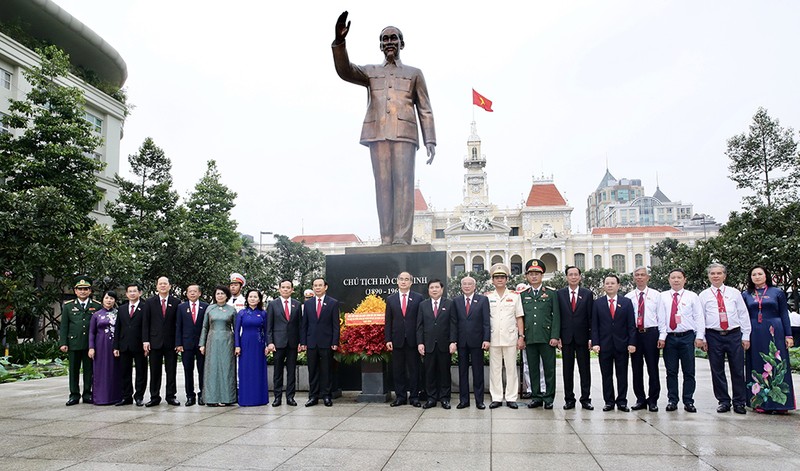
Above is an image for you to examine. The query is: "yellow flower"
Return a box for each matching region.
[353,294,386,314]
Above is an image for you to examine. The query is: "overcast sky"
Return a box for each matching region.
[55,0,800,241]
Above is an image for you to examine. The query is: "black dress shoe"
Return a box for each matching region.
[272,398,282,407]
[489,401,502,409]
[135,399,144,407]
[716,404,731,413]
[145,399,161,407]
[543,402,553,410]
[198,396,205,406]
[305,399,318,407]
[476,403,486,410]
[390,399,407,407]
[527,400,543,409]
[684,404,697,413]
[115,398,133,406]
[441,401,451,410]
[602,404,614,412]
[410,400,422,408]
[287,398,297,406]
[167,398,180,406]
[456,402,469,409]
[323,398,332,407]
[422,400,436,409]
[665,403,677,411]
[733,405,747,414]
[563,401,576,410]
[581,401,594,410]
[520,392,533,399]
[83,396,93,404]
[66,398,80,406]
[617,405,630,412]
[507,402,518,409]
[631,402,647,411]
[185,398,196,407]
[648,404,659,412]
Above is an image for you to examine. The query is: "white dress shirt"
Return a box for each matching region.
[625,286,662,332]
[656,289,705,340]
[698,285,751,341]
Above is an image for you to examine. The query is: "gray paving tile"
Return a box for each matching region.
[491,452,602,469]
[92,439,209,466]
[309,430,404,450]
[265,414,347,430]
[0,434,58,457]
[411,417,490,433]
[699,455,800,470]
[492,418,575,434]
[580,434,692,455]
[593,454,716,470]
[276,447,392,469]
[155,425,251,444]
[673,434,798,457]
[491,433,590,453]
[183,443,302,469]
[384,450,489,470]
[10,420,116,438]
[12,437,132,460]
[335,416,418,432]
[193,412,278,428]
[0,418,48,433]
[64,463,168,471]
[352,405,423,418]
[399,431,490,452]
[0,457,77,470]
[647,418,747,435]
[229,427,327,447]
[79,422,182,440]
[568,417,662,435]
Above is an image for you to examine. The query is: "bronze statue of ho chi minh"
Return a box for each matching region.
[331,11,436,246]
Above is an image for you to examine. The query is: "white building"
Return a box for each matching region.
[0,0,127,225]
[263,122,717,277]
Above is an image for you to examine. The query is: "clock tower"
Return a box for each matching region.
[463,121,489,205]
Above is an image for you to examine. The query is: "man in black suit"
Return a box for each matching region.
[300,277,340,407]
[591,274,636,412]
[385,271,424,407]
[142,276,181,407]
[451,276,490,409]
[113,283,148,406]
[267,279,302,407]
[557,266,594,410]
[175,284,208,406]
[416,278,455,409]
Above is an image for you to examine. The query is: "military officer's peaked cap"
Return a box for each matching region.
[489,263,511,277]
[73,275,92,288]
[525,259,546,274]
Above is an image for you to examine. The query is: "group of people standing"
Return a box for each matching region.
[387,260,796,415]
[58,272,339,409]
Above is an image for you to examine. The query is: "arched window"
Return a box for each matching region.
[612,254,626,272]
[574,253,586,270]
[593,255,602,269]
[635,253,644,268]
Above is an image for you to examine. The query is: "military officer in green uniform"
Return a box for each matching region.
[521,259,561,409]
[59,275,101,405]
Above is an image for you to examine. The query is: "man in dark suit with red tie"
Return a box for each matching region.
[592,274,637,412]
[557,266,595,410]
[300,277,340,407]
[416,279,456,409]
[385,272,424,407]
[114,283,148,406]
[267,279,303,407]
[452,276,490,409]
[142,276,181,407]
[175,284,208,406]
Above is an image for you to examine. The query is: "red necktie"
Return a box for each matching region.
[609,298,616,319]
[316,298,322,318]
[401,293,407,317]
[433,300,439,318]
[571,290,577,312]
[161,298,166,318]
[284,299,290,321]
[637,292,645,329]
[130,304,135,318]
[191,302,197,324]
[716,289,729,330]
[670,292,679,330]
[465,297,471,316]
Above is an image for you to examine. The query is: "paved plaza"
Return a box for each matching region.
[1,359,799,470]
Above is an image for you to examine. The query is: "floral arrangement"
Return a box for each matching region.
[747,325,790,408]
[334,294,389,364]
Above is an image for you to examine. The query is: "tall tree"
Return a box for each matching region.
[106,137,180,291]
[649,238,711,293]
[185,160,240,250]
[265,234,325,297]
[0,45,104,338]
[726,107,799,208]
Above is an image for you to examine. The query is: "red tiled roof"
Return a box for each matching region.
[591,226,681,235]
[291,234,362,244]
[525,183,567,206]
[414,188,429,211]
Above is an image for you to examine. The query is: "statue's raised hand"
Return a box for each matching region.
[335,11,351,44]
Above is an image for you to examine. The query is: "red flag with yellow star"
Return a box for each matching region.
[472,89,493,112]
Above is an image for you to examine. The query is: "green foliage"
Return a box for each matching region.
[789,347,800,372]
[0,356,68,383]
[447,270,491,298]
[649,238,711,293]
[0,45,104,337]
[8,339,67,364]
[726,107,799,209]
[263,235,325,299]
[186,160,240,250]
[68,224,142,294]
[578,268,634,297]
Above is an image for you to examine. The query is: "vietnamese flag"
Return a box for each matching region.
[472,89,493,112]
